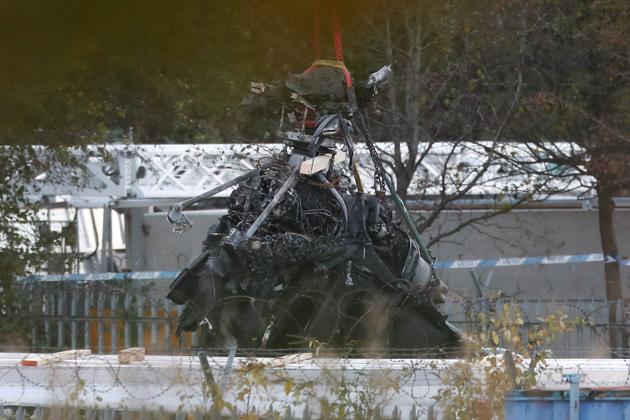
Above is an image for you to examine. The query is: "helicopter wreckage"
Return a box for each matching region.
[166,61,462,356]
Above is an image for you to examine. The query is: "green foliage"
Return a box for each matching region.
[183,356,406,419]
[508,0,630,188]
[0,146,82,347]
[1,0,628,148]
[0,1,314,144]
[435,302,575,420]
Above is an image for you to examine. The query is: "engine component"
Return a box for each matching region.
[165,63,462,356]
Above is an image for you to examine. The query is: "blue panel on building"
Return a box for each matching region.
[505,389,630,419]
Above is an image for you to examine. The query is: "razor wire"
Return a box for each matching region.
[3,351,630,419]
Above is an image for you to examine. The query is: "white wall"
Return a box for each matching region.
[427,208,630,299]
[140,207,630,300]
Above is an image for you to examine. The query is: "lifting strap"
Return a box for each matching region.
[312,0,344,62]
[331,0,344,62]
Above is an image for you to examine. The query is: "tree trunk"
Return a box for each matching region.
[597,184,624,356]
[395,169,411,200]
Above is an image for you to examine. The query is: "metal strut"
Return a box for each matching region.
[224,165,301,248]
[167,169,259,233]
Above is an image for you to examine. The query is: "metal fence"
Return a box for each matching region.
[0,404,435,420]
[442,297,627,357]
[14,274,629,357]
[19,276,198,354]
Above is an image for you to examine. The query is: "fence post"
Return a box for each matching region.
[151,299,158,352]
[57,289,65,350]
[44,292,51,350]
[84,288,92,351]
[164,299,171,351]
[97,291,105,354]
[28,284,37,351]
[137,295,145,348]
[71,288,78,349]
[124,293,132,349]
[618,298,625,356]
[110,292,119,354]
[563,373,581,420]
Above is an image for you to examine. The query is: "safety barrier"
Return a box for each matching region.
[434,253,630,269]
[68,248,630,275]
[3,354,630,418]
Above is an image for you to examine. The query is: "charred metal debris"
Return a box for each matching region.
[166,61,461,355]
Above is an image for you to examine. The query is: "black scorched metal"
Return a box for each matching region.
[165,61,461,355]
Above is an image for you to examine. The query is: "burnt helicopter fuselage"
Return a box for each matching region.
[166,62,461,355]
